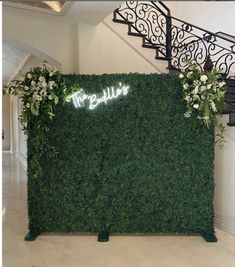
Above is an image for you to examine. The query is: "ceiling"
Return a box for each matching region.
[3,1,68,15]
[3,1,122,25]
[63,1,122,25]
[18,1,66,12]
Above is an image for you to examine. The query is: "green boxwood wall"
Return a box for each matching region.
[27,73,215,236]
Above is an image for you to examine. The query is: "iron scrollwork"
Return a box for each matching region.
[116,1,168,56]
[115,1,235,79]
[171,21,235,78]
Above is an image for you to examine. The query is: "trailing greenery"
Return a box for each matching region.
[3,63,71,235]
[27,73,216,236]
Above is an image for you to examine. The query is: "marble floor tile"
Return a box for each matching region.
[2,153,235,267]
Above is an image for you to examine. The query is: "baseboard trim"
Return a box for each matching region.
[214,214,235,235]
[16,152,27,171]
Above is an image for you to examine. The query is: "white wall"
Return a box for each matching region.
[3,6,76,73]
[78,14,168,75]
[214,115,235,234]
[167,1,235,35]
[3,5,169,75]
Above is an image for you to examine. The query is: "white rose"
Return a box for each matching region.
[37,95,42,101]
[200,75,208,83]
[201,95,205,100]
[27,73,32,79]
[187,71,193,78]
[41,81,47,88]
[193,95,200,100]
[48,81,55,88]
[40,90,47,97]
[184,111,191,118]
[184,95,190,102]
[179,73,184,79]
[48,95,53,100]
[207,84,212,90]
[200,85,207,92]
[193,103,199,109]
[26,103,31,108]
[33,94,42,101]
[39,76,46,82]
[219,82,226,88]
[183,84,188,90]
[192,87,198,94]
[31,81,36,86]
[24,86,29,91]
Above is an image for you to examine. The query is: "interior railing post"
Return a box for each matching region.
[166,11,172,68]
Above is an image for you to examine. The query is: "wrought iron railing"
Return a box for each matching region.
[114,1,235,80]
[114,1,170,58]
[170,16,235,79]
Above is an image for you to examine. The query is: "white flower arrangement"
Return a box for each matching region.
[4,61,64,133]
[179,61,227,148]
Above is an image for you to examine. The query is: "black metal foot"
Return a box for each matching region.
[24,231,39,241]
[201,231,217,242]
[98,231,109,242]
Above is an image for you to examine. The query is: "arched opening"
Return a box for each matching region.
[2,36,61,167]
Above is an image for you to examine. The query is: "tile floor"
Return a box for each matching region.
[2,153,235,267]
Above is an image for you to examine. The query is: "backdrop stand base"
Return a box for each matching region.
[98,231,109,242]
[201,232,217,242]
[24,231,39,241]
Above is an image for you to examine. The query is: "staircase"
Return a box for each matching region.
[113,1,235,126]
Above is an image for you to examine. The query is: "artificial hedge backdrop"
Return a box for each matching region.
[27,73,215,237]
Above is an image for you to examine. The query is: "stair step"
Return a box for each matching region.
[155,56,171,61]
[227,94,235,99]
[169,69,180,74]
[228,112,235,126]
[223,103,235,114]
[226,79,235,87]
[227,87,235,93]
[229,112,235,120]
[127,24,147,37]
[225,99,235,103]
[128,32,147,37]
[167,65,180,74]
[112,18,132,25]
[142,43,159,49]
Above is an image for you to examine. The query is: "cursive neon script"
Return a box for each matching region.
[68,82,129,110]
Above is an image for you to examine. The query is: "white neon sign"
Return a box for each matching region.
[67,82,129,110]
